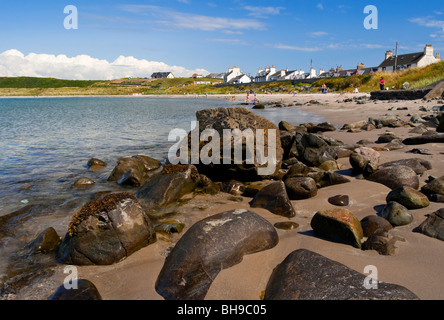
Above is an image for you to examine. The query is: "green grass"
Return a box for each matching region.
[0,77,102,88]
[312,60,444,92]
[1,61,443,96]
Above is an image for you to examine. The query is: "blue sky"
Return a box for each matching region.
[0,0,443,79]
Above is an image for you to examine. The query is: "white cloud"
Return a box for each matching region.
[206,38,249,45]
[243,6,284,18]
[119,5,265,32]
[0,49,209,80]
[268,43,322,52]
[409,16,444,29]
[317,3,324,10]
[309,31,329,37]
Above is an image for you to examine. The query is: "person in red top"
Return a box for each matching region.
[380,77,385,90]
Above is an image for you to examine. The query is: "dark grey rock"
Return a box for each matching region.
[413,208,444,241]
[155,209,279,300]
[57,193,156,266]
[284,177,317,200]
[137,164,200,218]
[362,234,405,256]
[249,181,296,218]
[402,134,444,145]
[381,201,413,226]
[73,177,95,188]
[360,215,393,237]
[108,155,162,187]
[421,175,444,196]
[386,186,430,209]
[264,249,419,300]
[378,158,432,175]
[367,165,419,190]
[50,279,102,300]
[328,195,349,207]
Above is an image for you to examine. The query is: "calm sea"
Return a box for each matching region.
[0,96,326,290]
[0,96,324,216]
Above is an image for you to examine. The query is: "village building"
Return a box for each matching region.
[207,73,225,79]
[378,44,441,72]
[223,66,249,84]
[151,72,174,79]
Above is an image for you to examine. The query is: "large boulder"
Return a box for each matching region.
[378,158,432,175]
[293,132,338,167]
[402,134,444,145]
[284,177,318,200]
[421,176,444,196]
[381,201,414,227]
[437,113,444,133]
[360,215,393,237]
[349,147,380,175]
[108,155,162,187]
[136,164,200,218]
[386,186,430,210]
[57,192,156,266]
[308,170,351,188]
[424,80,444,100]
[367,165,419,190]
[264,249,419,300]
[50,279,102,300]
[249,181,296,218]
[362,234,405,256]
[155,209,279,300]
[310,209,363,248]
[185,107,284,181]
[413,208,444,241]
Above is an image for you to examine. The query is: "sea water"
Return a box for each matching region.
[0,96,323,289]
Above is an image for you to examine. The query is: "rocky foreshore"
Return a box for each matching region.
[1,92,444,300]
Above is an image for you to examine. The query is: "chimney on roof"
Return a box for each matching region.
[425,44,434,56]
[385,50,393,60]
[436,52,441,60]
[357,62,365,70]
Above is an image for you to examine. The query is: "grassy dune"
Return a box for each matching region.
[0,61,443,97]
[312,60,444,92]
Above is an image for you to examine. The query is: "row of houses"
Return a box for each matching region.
[216,44,441,84]
[148,44,441,83]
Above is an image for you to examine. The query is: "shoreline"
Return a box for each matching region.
[3,93,444,301]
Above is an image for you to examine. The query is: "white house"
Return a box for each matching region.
[253,65,277,82]
[378,44,441,72]
[151,72,174,79]
[228,74,252,84]
[224,66,242,83]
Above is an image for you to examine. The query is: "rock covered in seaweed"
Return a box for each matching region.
[57,192,156,266]
[136,164,200,219]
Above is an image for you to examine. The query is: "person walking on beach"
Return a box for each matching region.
[380,77,385,91]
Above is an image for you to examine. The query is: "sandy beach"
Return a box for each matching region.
[11,92,444,301]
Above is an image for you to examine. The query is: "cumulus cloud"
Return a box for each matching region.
[0,49,209,80]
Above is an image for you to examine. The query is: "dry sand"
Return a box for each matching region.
[22,92,444,301]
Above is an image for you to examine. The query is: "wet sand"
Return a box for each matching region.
[16,92,444,301]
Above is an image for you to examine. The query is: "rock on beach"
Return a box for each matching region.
[264,249,419,300]
[155,209,279,300]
